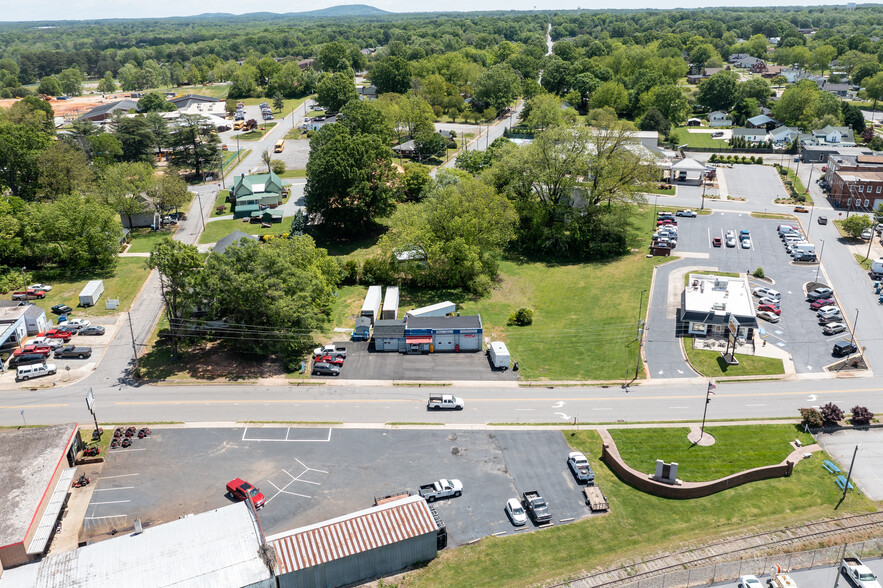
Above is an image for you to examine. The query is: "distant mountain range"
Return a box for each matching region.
[193,5,392,19]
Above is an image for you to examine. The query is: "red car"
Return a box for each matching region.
[317,355,344,366]
[810,298,835,310]
[657,219,677,226]
[38,330,72,342]
[11,290,46,300]
[226,478,265,509]
[712,237,722,247]
[757,304,781,315]
[13,344,52,356]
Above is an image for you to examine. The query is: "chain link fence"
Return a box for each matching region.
[601,538,883,588]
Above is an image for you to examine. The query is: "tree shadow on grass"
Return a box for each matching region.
[139,340,284,382]
[310,224,389,257]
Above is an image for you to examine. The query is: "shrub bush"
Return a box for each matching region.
[799,408,823,428]
[507,307,534,326]
[820,402,844,426]
[756,156,763,164]
[708,154,717,163]
[339,258,360,285]
[271,159,286,175]
[850,405,874,425]
[753,267,765,278]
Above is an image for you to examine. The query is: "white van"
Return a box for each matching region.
[791,244,816,256]
[777,225,798,235]
[16,363,57,381]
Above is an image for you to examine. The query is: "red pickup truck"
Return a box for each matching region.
[11,290,46,300]
[13,344,52,356]
[38,330,72,342]
[226,478,265,509]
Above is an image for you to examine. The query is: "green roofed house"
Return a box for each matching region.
[230,172,284,210]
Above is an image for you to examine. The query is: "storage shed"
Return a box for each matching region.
[361,285,383,324]
[404,315,483,353]
[352,316,372,341]
[78,280,104,307]
[406,301,456,318]
[382,286,400,320]
[269,494,439,588]
[373,319,406,351]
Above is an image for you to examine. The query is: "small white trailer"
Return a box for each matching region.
[381,286,400,320]
[488,341,510,369]
[406,301,455,318]
[361,285,383,324]
[78,280,104,307]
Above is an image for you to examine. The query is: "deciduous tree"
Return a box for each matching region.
[316,71,358,113]
[370,56,412,95]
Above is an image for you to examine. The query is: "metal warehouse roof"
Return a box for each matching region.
[268,494,438,574]
[406,315,482,330]
[0,503,273,588]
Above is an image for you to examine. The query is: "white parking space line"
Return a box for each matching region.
[294,458,328,475]
[101,473,139,479]
[242,426,333,442]
[93,487,134,491]
[90,500,131,505]
[85,515,128,520]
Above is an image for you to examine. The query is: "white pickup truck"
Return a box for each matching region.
[313,344,347,358]
[418,479,463,502]
[427,394,464,410]
[841,557,882,588]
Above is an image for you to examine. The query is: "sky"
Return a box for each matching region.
[5,0,851,22]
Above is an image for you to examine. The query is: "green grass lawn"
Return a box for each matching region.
[409,428,875,588]
[198,216,293,244]
[684,339,785,377]
[671,127,729,149]
[854,253,873,270]
[609,425,813,481]
[29,257,152,318]
[126,228,177,253]
[644,185,676,196]
[222,149,250,173]
[278,168,306,178]
[235,122,277,141]
[212,190,230,216]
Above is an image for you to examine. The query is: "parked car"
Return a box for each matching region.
[12,290,45,300]
[793,206,809,213]
[311,361,340,376]
[740,230,750,238]
[30,337,64,348]
[817,305,840,317]
[567,451,595,483]
[810,298,836,310]
[819,313,844,325]
[862,229,873,240]
[833,341,858,357]
[757,304,781,315]
[317,355,344,366]
[51,304,73,315]
[13,344,51,356]
[752,287,781,300]
[794,253,818,262]
[15,363,56,381]
[712,237,722,247]
[313,344,347,358]
[818,216,828,225]
[38,330,72,342]
[725,230,735,239]
[29,283,52,292]
[522,490,551,524]
[226,478,265,509]
[676,209,697,217]
[726,236,736,247]
[741,238,751,249]
[823,322,847,335]
[757,311,780,323]
[505,498,528,526]
[419,479,463,502]
[78,325,106,336]
[9,353,48,367]
[737,575,763,588]
[757,296,780,307]
[54,323,81,334]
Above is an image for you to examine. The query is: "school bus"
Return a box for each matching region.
[274,139,285,153]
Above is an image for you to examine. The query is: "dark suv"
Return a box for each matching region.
[311,361,341,376]
[9,353,47,367]
[833,341,857,357]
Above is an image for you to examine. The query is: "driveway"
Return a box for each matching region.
[83,427,594,546]
[721,164,790,207]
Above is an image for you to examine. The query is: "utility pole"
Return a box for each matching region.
[840,444,860,504]
[815,239,825,284]
[633,289,647,381]
[699,381,715,442]
[196,190,206,232]
[866,223,877,261]
[833,542,848,588]
[850,307,859,348]
[127,311,140,378]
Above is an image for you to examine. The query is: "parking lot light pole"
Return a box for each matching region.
[865,223,877,261]
[815,239,825,284]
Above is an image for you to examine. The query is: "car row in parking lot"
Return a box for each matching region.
[777,224,817,262]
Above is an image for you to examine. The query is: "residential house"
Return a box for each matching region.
[768,125,800,146]
[798,28,815,35]
[728,53,751,64]
[820,81,853,98]
[212,230,259,254]
[120,194,159,229]
[733,55,766,71]
[732,128,769,144]
[679,274,758,341]
[828,169,883,210]
[229,171,284,216]
[749,60,769,74]
[297,59,314,71]
[746,114,780,131]
[811,125,856,147]
[169,94,226,117]
[78,99,138,122]
[707,111,732,127]
[305,115,337,131]
[761,65,786,79]
[357,85,378,100]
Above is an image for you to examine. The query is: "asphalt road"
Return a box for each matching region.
[2,376,882,427]
[712,557,883,588]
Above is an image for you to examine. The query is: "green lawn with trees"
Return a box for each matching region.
[684,340,786,377]
[198,217,294,244]
[409,427,874,588]
[670,127,730,149]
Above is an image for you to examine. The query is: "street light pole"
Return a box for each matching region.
[866,223,877,261]
[815,239,825,284]
[699,382,714,442]
[840,444,860,503]
[195,191,206,232]
[633,289,647,381]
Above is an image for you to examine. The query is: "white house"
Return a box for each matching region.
[769,126,800,146]
[732,128,769,144]
[811,125,856,147]
[707,111,732,127]
[679,274,758,340]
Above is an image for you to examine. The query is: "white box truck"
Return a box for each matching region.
[488,341,510,369]
[406,301,456,318]
[360,285,382,324]
[871,257,883,278]
[78,280,104,307]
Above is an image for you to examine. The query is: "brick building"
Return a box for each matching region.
[829,169,883,210]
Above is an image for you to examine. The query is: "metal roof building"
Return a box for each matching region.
[0,502,275,588]
[268,494,439,588]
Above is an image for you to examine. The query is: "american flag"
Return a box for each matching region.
[707,381,716,395]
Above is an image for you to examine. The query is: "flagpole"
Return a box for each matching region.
[700,381,714,441]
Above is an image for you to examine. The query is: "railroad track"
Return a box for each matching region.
[555,511,883,588]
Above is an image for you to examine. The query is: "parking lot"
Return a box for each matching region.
[331,340,518,381]
[815,428,883,500]
[664,211,851,374]
[82,427,595,545]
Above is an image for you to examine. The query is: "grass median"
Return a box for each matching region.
[409,427,874,588]
[684,338,785,377]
